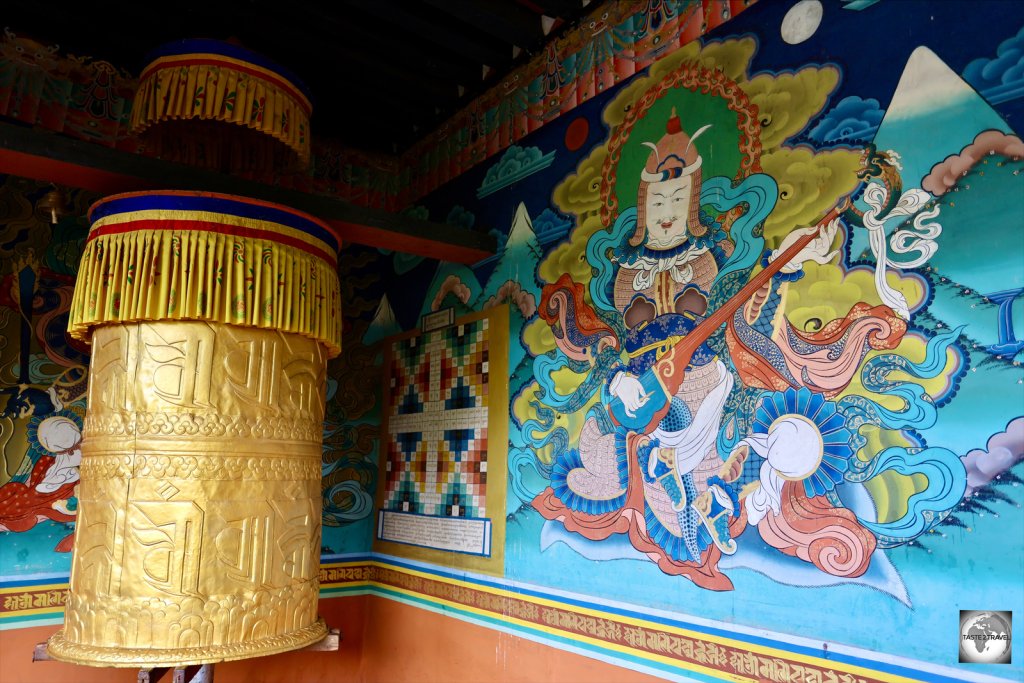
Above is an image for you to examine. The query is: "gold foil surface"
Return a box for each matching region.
[47,321,329,667]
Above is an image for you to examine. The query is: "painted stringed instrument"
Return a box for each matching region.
[607,205,844,432]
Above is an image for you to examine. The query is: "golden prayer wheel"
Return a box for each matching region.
[47,191,341,667]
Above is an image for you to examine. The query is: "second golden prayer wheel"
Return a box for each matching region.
[48,191,341,667]
[130,39,314,174]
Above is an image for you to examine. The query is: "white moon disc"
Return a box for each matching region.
[781,0,824,45]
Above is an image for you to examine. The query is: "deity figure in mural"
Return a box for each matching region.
[533,107,919,589]
[0,414,80,551]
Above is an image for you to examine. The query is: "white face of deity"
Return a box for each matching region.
[644,173,693,250]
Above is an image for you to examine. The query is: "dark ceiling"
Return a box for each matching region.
[4,0,596,154]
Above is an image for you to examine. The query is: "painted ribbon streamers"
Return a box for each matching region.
[861,182,937,319]
[779,303,906,397]
[653,360,734,476]
[540,274,620,362]
[509,446,554,505]
[532,353,580,409]
[745,460,785,525]
[587,208,638,313]
[889,205,942,268]
[856,445,967,546]
[521,399,570,462]
[704,174,778,285]
[840,326,965,463]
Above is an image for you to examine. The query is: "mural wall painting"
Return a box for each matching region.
[380,4,1022,676]
[0,177,91,572]
[521,50,956,592]
[320,247,385,551]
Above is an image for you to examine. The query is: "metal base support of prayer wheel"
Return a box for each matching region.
[47,191,341,667]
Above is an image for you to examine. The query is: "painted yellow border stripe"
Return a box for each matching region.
[321,580,374,591]
[0,583,67,595]
[381,580,916,683]
[323,561,914,683]
[379,581,754,683]
[0,605,63,618]
[0,565,922,682]
[0,583,68,620]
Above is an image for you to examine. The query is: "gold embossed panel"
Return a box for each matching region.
[48,321,328,667]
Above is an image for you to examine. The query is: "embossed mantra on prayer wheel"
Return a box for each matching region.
[47,191,341,667]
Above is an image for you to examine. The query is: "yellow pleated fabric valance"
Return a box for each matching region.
[68,191,341,357]
[130,40,312,169]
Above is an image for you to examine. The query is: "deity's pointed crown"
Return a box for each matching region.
[640,107,711,182]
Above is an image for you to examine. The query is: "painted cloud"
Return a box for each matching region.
[921,129,1024,196]
[532,208,573,245]
[963,26,1024,104]
[478,145,556,198]
[431,274,473,311]
[445,204,476,230]
[961,417,1024,495]
[483,280,538,318]
[805,96,885,145]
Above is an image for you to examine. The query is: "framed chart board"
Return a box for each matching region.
[373,306,508,575]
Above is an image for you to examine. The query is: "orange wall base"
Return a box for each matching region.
[358,596,665,683]
[0,596,367,683]
[0,594,664,683]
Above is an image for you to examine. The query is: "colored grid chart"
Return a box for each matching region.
[381,317,491,554]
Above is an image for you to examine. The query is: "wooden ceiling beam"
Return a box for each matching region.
[423,0,544,49]
[272,32,479,90]
[333,50,460,102]
[278,2,488,84]
[524,0,587,19]
[216,21,461,101]
[0,122,494,264]
[339,0,512,68]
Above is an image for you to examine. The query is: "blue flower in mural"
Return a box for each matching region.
[751,387,853,497]
[805,96,885,146]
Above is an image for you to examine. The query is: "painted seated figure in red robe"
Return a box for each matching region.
[0,414,80,552]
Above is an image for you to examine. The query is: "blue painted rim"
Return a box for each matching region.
[89,192,339,253]
[143,38,314,104]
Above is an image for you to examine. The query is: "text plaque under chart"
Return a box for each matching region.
[377,510,492,556]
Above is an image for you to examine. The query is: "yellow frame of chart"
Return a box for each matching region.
[373,305,508,576]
